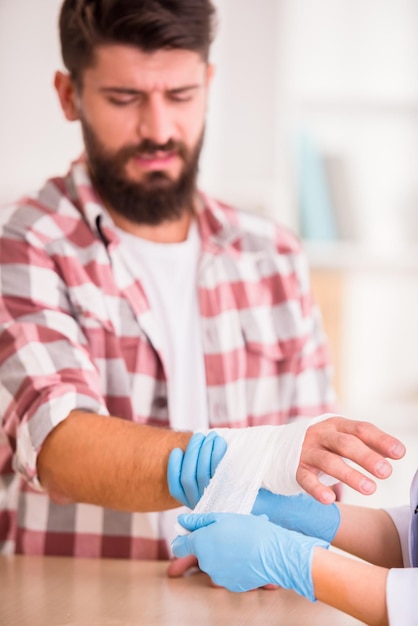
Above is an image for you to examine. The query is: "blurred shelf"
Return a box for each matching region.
[292,97,418,116]
[304,240,418,272]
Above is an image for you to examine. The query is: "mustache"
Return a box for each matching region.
[118,139,188,161]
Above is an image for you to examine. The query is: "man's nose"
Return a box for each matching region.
[138,97,174,146]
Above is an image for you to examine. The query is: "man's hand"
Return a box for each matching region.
[297,416,406,504]
[168,417,406,509]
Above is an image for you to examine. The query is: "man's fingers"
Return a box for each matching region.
[339,430,398,481]
[320,432,393,480]
[298,449,378,497]
[343,420,406,460]
[296,468,337,504]
[301,419,407,499]
[298,420,404,501]
[317,418,406,460]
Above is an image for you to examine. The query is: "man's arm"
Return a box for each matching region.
[39,412,406,516]
[37,410,192,511]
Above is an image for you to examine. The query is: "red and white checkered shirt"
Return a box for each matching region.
[0,158,335,557]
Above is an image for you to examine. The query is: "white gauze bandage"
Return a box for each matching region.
[186,414,340,527]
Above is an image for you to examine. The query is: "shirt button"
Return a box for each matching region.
[154,397,168,409]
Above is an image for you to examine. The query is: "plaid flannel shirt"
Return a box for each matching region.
[0,159,335,557]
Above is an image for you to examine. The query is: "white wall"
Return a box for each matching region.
[274,1,418,437]
[0,0,83,203]
[201,0,295,226]
[279,0,418,248]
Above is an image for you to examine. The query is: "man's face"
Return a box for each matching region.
[74,46,212,224]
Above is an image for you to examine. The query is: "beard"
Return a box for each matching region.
[80,118,204,225]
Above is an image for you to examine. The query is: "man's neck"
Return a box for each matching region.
[106,206,194,243]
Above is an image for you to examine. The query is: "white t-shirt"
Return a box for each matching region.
[115,220,209,432]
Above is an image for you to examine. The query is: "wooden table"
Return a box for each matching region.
[0,555,364,625]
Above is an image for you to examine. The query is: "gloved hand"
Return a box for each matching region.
[167,432,227,509]
[252,490,340,543]
[172,512,328,600]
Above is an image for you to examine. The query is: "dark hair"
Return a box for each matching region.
[59,0,217,84]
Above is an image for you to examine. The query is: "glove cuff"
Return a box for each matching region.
[269,526,329,602]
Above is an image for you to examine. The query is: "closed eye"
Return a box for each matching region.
[168,87,200,102]
[107,96,140,106]
[100,88,144,106]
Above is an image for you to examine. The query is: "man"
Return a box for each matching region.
[0,0,403,561]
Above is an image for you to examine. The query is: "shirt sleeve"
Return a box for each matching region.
[0,203,108,489]
[386,568,418,626]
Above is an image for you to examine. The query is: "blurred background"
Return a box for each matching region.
[1,0,417,507]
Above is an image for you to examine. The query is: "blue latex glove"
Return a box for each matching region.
[172,512,328,600]
[252,490,340,543]
[167,432,227,508]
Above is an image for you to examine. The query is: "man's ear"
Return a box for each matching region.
[206,63,215,87]
[54,71,79,121]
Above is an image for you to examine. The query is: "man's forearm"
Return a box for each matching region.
[37,410,192,511]
[312,548,389,626]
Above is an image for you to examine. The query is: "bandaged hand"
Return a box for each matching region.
[172,512,328,600]
[169,419,319,522]
[168,434,340,542]
[252,490,340,543]
[167,415,406,519]
[167,432,227,508]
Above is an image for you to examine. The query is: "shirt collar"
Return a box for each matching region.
[66,157,118,247]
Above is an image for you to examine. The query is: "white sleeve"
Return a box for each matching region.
[384,505,411,567]
[386,568,418,626]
